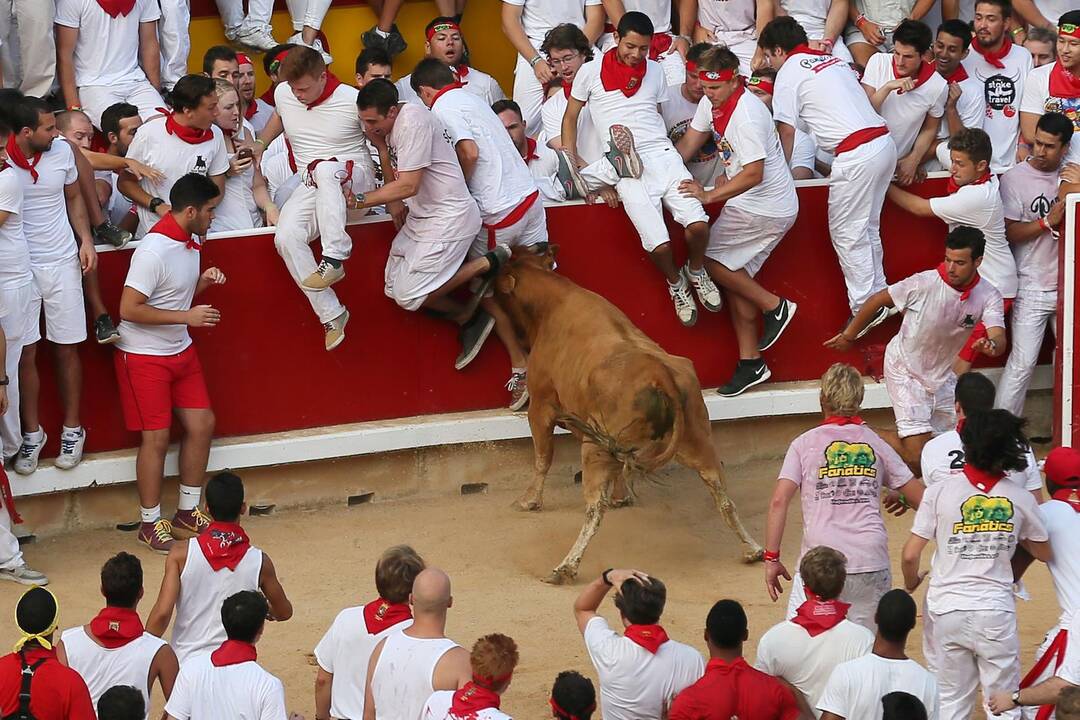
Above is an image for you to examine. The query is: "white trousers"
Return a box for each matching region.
[0,284,33,461]
[512,53,545,139]
[284,0,333,30]
[0,497,23,569]
[157,0,190,90]
[80,81,165,129]
[785,569,892,633]
[932,608,1021,720]
[1,0,56,96]
[214,0,274,33]
[997,289,1056,417]
[827,135,897,312]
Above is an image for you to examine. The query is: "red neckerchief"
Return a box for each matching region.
[600,48,647,98]
[243,100,258,120]
[562,82,572,99]
[964,464,1004,492]
[306,74,343,109]
[450,64,471,79]
[788,43,831,57]
[624,624,669,653]
[260,86,276,107]
[941,64,969,83]
[1049,60,1080,99]
[710,83,745,136]
[821,415,865,426]
[894,59,937,92]
[95,0,136,17]
[285,138,298,174]
[524,137,539,162]
[362,598,412,634]
[936,262,981,300]
[210,639,257,667]
[791,590,851,637]
[197,521,252,572]
[649,33,673,60]
[1052,488,1080,512]
[971,36,1012,69]
[705,656,750,674]
[89,607,144,649]
[149,213,202,251]
[160,110,214,145]
[0,465,21,525]
[430,82,465,108]
[946,170,991,195]
[450,681,502,719]
[5,134,40,183]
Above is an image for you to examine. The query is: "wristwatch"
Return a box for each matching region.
[0,376,8,387]
[149,197,165,213]
[1011,690,1022,707]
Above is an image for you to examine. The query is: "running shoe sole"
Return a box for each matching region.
[717,365,772,398]
[608,125,643,179]
[509,387,530,412]
[455,315,496,371]
[758,300,797,352]
[556,150,589,199]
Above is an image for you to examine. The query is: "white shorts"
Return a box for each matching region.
[468,196,548,260]
[384,228,472,312]
[786,568,891,632]
[706,205,796,276]
[79,80,165,129]
[884,358,956,438]
[0,282,39,347]
[29,260,87,345]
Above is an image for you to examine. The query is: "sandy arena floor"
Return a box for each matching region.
[6,457,1057,719]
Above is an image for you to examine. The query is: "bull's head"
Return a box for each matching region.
[493,243,559,296]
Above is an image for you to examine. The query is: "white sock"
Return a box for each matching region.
[61,425,83,437]
[23,427,43,443]
[141,505,161,524]
[374,26,390,37]
[178,485,202,511]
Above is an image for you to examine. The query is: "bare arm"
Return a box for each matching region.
[355,168,422,208]
[573,573,611,633]
[315,667,333,720]
[146,543,186,637]
[777,121,795,162]
[820,713,844,720]
[453,139,480,181]
[259,553,294,621]
[763,479,797,601]
[139,20,162,89]
[432,646,472,691]
[823,288,895,349]
[602,0,628,27]
[1012,544,1036,582]
[120,286,203,326]
[256,112,283,154]
[886,183,936,217]
[823,0,849,43]
[1011,0,1052,27]
[501,3,542,63]
[362,639,386,720]
[897,478,925,510]
[561,96,586,165]
[55,25,80,110]
[118,168,166,214]
[901,533,930,591]
[776,677,816,719]
[150,644,179,700]
[583,3,605,44]
[676,127,709,163]
[64,181,96,274]
[676,0,697,39]
[941,0,959,19]
[908,0,936,19]
[1021,538,1052,563]
[694,159,764,203]
[1019,111,1040,146]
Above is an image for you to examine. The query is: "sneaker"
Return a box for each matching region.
[668,277,698,327]
[94,314,120,345]
[294,37,332,64]
[684,265,722,312]
[172,507,211,535]
[323,309,350,351]
[385,24,408,57]
[224,26,242,42]
[302,259,345,290]
[555,150,588,200]
[455,310,496,370]
[13,431,46,476]
[758,298,797,351]
[854,305,891,340]
[606,125,643,179]
[0,564,48,586]
[137,518,175,554]
[506,370,529,411]
[460,245,512,320]
[361,25,388,51]
[236,25,278,51]
[54,427,86,470]
[717,359,772,397]
[94,221,131,248]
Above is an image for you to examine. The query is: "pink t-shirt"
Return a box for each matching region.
[779,422,914,573]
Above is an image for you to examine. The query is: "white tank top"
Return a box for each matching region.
[60,625,166,719]
[371,632,460,720]
[172,537,263,664]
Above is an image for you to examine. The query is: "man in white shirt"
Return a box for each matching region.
[758,16,897,329]
[902,409,1051,720]
[990,609,1080,716]
[93,103,141,233]
[164,591,291,720]
[756,546,875,719]
[236,53,273,134]
[674,46,801,396]
[661,43,722,187]
[54,0,164,129]
[562,12,721,327]
[1020,13,1080,173]
[494,99,564,202]
[421,634,519,720]
[397,18,507,107]
[314,545,425,720]
[932,21,987,169]
[573,568,704,720]
[695,0,772,75]
[818,590,939,720]
[501,0,604,135]
[597,0,693,86]
[742,68,820,178]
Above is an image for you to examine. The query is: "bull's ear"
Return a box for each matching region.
[543,243,559,270]
[495,274,517,294]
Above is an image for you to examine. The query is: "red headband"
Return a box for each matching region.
[427,21,461,41]
[1060,22,1080,38]
[236,52,253,67]
[549,697,597,720]
[748,75,775,94]
[698,67,737,82]
[270,49,290,74]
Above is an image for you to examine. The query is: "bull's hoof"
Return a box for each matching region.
[743,547,765,564]
[512,497,543,512]
[542,568,574,585]
[609,495,634,509]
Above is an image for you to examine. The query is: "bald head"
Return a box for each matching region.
[57,110,94,150]
[411,567,452,614]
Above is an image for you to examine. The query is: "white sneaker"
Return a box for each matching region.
[0,564,48,586]
[236,25,278,51]
[685,265,723,312]
[224,26,242,42]
[13,431,46,476]
[287,31,304,44]
[668,277,698,327]
[54,427,86,470]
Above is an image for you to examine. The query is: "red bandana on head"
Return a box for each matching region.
[963,464,1004,492]
[936,262,981,300]
[90,607,144,649]
[821,415,865,426]
[210,639,258,667]
[894,59,937,93]
[430,81,465,107]
[971,36,1012,69]
[450,681,503,719]
[1049,60,1080,99]
[710,82,745,136]
[946,170,991,195]
[236,52,253,67]
[158,109,214,145]
[941,64,969,83]
[427,20,461,41]
[149,213,202,250]
[600,48,647,97]
[306,73,343,109]
[95,0,136,17]
[197,521,252,571]
[748,75,775,95]
[5,134,41,183]
[624,624,669,653]
[791,590,851,637]
[524,137,540,162]
[362,598,412,635]
[550,696,596,720]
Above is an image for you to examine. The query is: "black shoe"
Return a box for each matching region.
[854,305,891,340]
[455,310,496,370]
[758,298,797,352]
[94,314,120,345]
[386,24,408,57]
[361,25,388,51]
[94,221,131,248]
[717,359,771,397]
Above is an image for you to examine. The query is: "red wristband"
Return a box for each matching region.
[763,550,781,562]
[1039,216,1053,233]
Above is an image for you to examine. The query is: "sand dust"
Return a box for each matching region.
[8,457,1057,719]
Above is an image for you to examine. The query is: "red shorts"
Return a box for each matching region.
[958,297,1013,362]
[114,346,211,431]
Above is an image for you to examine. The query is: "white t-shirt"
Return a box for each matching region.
[571,56,672,156]
[937,72,985,142]
[689,90,798,217]
[885,268,1005,389]
[961,43,1033,173]
[421,690,513,720]
[792,129,818,173]
[928,177,1017,298]
[125,116,229,235]
[54,0,159,87]
[921,429,1042,492]
[396,68,507,108]
[661,84,722,186]
[430,87,536,220]
[0,168,31,291]
[388,102,482,240]
[1000,158,1060,294]
[1040,499,1080,622]
[912,475,1048,614]
[1057,611,1080,685]
[503,0,603,46]
[862,54,947,157]
[773,50,888,154]
[11,139,80,266]
[275,82,375,174]
[583,616,704,720]
[698,0,756,36]
[755,619,874,720]
[817,654,939,720]
[1021,62,1080,167]
[164,655,287,720]
[542,89,605,164]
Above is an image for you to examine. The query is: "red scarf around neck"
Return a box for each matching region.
[1049,60,1080,99]
[90,607,144,649]
[363,598,412,635]
[971,36,1012,69]
[243,99,258,120]
[450,64,471,79]
[941,64,969,84]
[600,48,647,97]
[791,591,850,637]
[149,213,202,251]
[96,0,136,17]
[450,681,503,719]
[5,133,41,183]
[210,639,258,667]
[946,170,991,195]
[936,262,981,300]
[306,74,343,110]
[562,82,573,99]
[789,43,831,57]
[895,59,937,93]
[524,137,539,162]
[963,464,1004,492]
[705,656,750,674]
[260,87,277,107]
[161,111,214,145]
[710,83,745,136]
[821,415,865,426]
[624,624,669,653]
[197,521,252,572]
[430,82,465,108]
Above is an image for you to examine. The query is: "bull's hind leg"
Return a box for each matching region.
[544,442,619,584]
[514,400,558,512]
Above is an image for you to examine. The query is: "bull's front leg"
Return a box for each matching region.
[544,442,618,584]
[514,400,558,512]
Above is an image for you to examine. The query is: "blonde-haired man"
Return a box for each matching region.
[763,363,925,630]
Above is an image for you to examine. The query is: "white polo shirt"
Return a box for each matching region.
[921,429,1042,492]
[928,177,1016,298]
[961,42,1033,172]
[661,84,722,186]
[421,690,513,720]
[862,54,947,157]
[1040,499,1080,622]
[164,653,287,720]
[1020,61,1080,165]
[817,654,939,720]
[397,68,507,108]
[54,0,159,87]
[0,167,31,291]
[571,56,672,156]
[503,0,603,47]
[1000,158,1061,294]
[275,81,374,172]
[541,89,606,164]
[10,139,80,266]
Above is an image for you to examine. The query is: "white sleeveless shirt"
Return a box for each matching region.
[371,632,460,720]
[172,537,263,664]
[60,625,166,718]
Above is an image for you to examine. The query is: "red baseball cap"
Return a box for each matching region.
[1045,446,1080,487]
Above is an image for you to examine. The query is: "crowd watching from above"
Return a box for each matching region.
[3,0,1080,717]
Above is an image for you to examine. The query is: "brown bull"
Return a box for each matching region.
[493,247,763,584]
